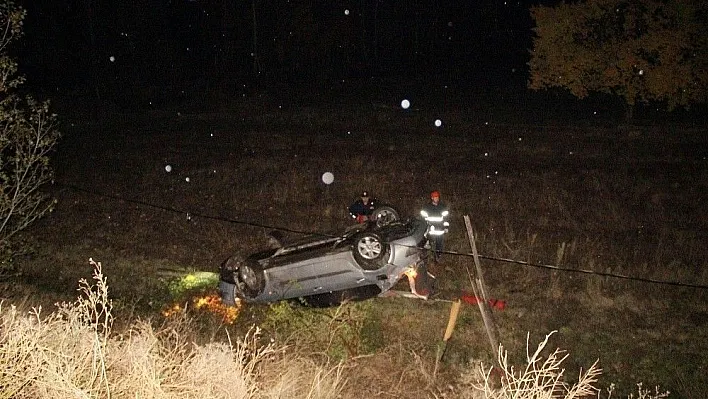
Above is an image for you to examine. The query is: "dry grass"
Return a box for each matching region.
[259,356,346,399]
[0,259,347,399]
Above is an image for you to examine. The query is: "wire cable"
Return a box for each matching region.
[58,183,333,237]
[55,182,708,290]
[440,250,708,290]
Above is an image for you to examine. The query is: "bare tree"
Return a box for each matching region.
[0,1,61,272]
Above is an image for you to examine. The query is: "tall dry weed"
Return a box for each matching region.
[0,258,347,399]
[459,331,601,399]
[259,356,346,399]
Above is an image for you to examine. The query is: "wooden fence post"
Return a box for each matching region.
[463,215,500,362]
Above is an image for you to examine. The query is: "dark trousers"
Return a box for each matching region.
[429,234,444,260]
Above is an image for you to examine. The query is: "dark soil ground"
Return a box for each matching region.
[7,84,708,398]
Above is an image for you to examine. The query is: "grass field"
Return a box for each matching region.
[4,83,707,398]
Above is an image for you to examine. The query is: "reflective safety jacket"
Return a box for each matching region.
[420,201,450,235]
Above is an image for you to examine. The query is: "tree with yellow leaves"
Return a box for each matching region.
[528,0,707,120]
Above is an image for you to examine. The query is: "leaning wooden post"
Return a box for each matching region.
[463,215,500,362]
[437,299,462,362]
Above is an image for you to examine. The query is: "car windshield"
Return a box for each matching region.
[380,218,421,240]
[273,235,341,257]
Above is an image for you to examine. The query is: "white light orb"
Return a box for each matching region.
[165,165,172,172]
[185,177,190,182]
[344,9,349,15]
[322,172,334,185]
[109,56,115,62]
[434,119,442,127]
[400,99,410,109]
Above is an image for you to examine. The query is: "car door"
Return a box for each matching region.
[306,250,367,294]
[268,257,323,299]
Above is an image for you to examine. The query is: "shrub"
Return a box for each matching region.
[461,331,601,399]
[458,331,672,399]
[0,1,60,273]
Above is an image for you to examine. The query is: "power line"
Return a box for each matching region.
[55,182,708,291]
[442,250,708,290]
[57,183,331,237]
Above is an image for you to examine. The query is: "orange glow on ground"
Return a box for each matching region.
[162,293,242,324]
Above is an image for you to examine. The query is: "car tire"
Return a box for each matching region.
[372,205,399,227]
[219,281,238,306]
[353,232,390,270]
[238,262,265,299]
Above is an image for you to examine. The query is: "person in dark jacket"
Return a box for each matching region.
[266,230,285,249]
[348,190,378,223]
[420,190,450,261]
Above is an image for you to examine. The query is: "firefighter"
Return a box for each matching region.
[420,190,449,261]
[348,190,378,223]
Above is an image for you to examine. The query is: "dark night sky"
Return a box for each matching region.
[14,0,549,108]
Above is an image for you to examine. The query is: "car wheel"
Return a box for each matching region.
[353,232,390,270]
[219,281,238,306]
[238,262,265,299]
[373,205,399,227]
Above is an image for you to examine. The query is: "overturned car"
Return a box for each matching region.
[219,217,431,306]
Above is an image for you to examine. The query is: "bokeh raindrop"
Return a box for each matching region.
[322,172,334,185]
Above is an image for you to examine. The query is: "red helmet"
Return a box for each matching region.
[430,190,440,199]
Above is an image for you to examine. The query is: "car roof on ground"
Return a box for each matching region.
[273,235,342,256]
